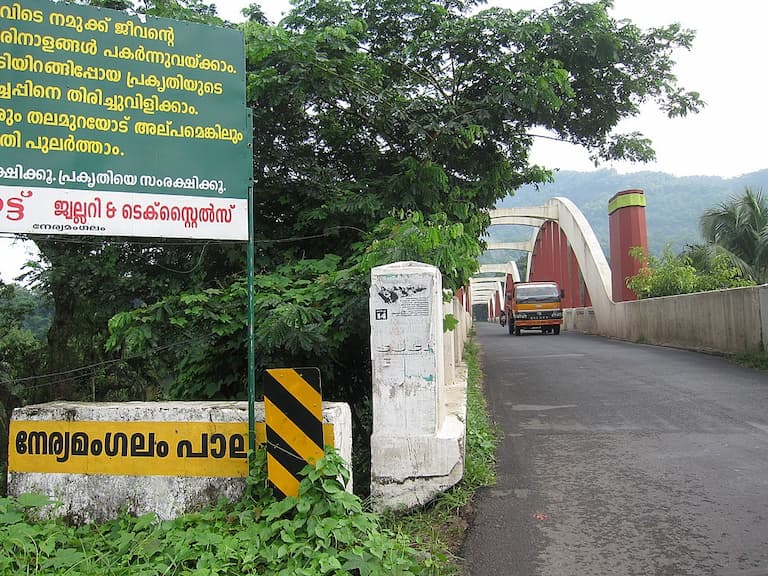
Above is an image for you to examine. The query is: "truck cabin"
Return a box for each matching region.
[513,283,563,303]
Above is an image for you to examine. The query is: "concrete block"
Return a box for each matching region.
[369,262,467,512]
[370,262,445,437]
[370,414,465,510]
[7,401,352,523]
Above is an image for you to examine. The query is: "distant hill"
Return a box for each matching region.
[487,168,768,259]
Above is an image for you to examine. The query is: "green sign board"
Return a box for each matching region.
[0,0,251,239]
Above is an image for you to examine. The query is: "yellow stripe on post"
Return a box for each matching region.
[264,367,324,498]
[266,368,322,416]
[608,192,646,214]
[266,452,300,498]
[256,422,333,446]
[264,398,324,464]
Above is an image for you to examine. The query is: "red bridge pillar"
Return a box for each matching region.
[609,189,648,302]
[530,221,556,282]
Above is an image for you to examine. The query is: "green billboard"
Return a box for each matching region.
[0,0,251,239]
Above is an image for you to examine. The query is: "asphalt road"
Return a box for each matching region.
[461,322,768,576]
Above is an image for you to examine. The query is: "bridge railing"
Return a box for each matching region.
[565,284,768,355]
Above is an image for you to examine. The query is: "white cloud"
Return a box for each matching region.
[0,238,37,285]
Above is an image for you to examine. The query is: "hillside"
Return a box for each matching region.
[486,168,768,260]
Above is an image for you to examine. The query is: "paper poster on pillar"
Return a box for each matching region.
[372,276,433,357]
[370,263,444,437]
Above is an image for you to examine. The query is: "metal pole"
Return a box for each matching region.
[247,188,256,454]
[246,110,256,454]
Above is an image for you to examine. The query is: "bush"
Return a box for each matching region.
[626,246,754,299]
[0,449,433,575]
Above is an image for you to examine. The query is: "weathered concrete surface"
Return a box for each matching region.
[369,262,468,510]
[8,401,351,523]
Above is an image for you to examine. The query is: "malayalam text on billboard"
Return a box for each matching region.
[0,0,252,239]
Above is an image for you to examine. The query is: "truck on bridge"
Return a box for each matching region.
[505,280,564,336]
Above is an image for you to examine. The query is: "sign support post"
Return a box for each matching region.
[247,175,256,453]
[246,110,256,454]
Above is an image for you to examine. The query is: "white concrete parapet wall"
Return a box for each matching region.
[369,262,468,511]
[7,401,352,524]
[564,284,768,355]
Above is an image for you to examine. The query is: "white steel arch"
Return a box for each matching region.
[476,197,615,331]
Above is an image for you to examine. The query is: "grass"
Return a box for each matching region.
[383,337,500,574]
[733,349,768,371]
[1,451,436,575]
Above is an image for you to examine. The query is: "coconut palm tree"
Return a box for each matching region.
[700,187,768,283]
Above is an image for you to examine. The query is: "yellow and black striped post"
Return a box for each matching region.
[264,367,324,498]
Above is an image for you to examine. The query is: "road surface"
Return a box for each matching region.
[461,322,768,576]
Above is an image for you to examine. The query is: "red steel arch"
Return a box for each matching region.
[489,190,648,325]
[529,219,593,308]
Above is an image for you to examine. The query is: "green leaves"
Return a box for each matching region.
[701,187,768,283]
[626,245,754,299]
[1,449,431,574]
[105,254,362,399]
[627,186,766,299]
[359,210,483,292]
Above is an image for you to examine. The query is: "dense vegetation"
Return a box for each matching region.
[625,246,754,299]
[0,337,497,575]
[1,0,702,494]
[623,187,766,299]
[1,450,432,575]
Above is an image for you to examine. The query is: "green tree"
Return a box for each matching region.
[107,0,702,397]
[0,283,48,399]
[700,187,768,283]
[107,1,702,491]
[0,282,49,494]
[22,237,245,401]
[17,0,702,489]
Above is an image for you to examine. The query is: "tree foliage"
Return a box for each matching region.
[0,283,49,494]
[0,285,49,390]
[7,0,702,489]
[626,245,754,299]
[105,0,701,400]
[700,187,768,283]
[0,450,436,575]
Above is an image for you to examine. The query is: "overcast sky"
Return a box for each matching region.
[2,1,765,283]
[218,0,766,179]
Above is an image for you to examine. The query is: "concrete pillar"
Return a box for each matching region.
[370,262,445,437]
[369,262,465,510]
[443,300,456,390]
[609,189,648,302]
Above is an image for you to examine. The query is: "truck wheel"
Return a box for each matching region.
[553,326,561,335]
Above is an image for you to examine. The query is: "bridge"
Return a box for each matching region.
[471,191,768,356]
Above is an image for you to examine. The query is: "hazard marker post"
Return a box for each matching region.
[264,368,325,498]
